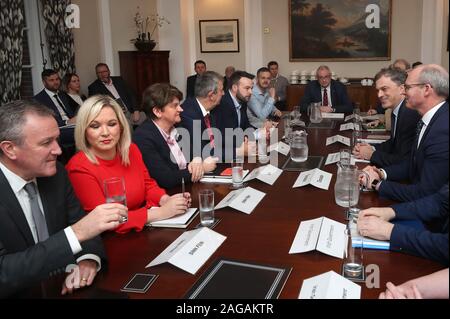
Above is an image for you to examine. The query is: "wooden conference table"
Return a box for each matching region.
[44,115,442,299]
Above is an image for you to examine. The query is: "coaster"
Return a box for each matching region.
[307,121,336,129]
[195,218,221,230]
[341,263,365,282]
[282,156,324,172]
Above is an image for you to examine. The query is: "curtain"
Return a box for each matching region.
[41,0,75,78]
[0,0,25,105]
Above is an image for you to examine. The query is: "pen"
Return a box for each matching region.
[181,177,185,196]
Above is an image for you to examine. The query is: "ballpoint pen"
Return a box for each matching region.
[181,177,185,196]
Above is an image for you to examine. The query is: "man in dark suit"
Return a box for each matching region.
[179,71,224,161]
[353,68,420,167]
[0,100,127,298]
[212,70,257,161]
[88,63,140,124]
[357,183,448,265]
[365,64,449,203]
[186,60,207,98]
[300,65,353,113]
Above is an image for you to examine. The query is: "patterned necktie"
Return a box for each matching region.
[24,183,49,242]
[204,114,215,148]
[322,88,329,106]
[415,120,425,148]
[53,94,69,122]
[391,112,397,139]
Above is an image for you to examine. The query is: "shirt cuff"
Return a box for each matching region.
[380,168,388,180]
[76,254,102,272]
[371,145,376,151]
[65,226,82,255]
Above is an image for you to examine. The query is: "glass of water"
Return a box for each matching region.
[103,177,128,223]
[198,189,215,227]
[231,158,245,189]
[289,131,308,162]
[343,223,364,279]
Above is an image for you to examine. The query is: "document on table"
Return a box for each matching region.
[268,141,290,156]
[349,220,390,250]
[292,168,332,190]
[321,112,345,119]
[358,138,385,144]
[148,208,198,228]
[299,271,361,299]
[289,217,346,259]
[243,164,283,185]
[326,135,351,146]
[344,114,363,122]
[200,170,249,184]
[215,186,266,214]
[146,227,226,274]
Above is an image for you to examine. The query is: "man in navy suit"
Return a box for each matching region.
[186,60,207,98]
[300,65,352,113]
[33,69,78,151]
[357,184,448,265]
[88,63,140,124]
[0,100,127,297]
[353,68,420,167]
[365,64,449,202]
[179,71,224,161]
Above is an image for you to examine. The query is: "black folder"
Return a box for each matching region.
[185,258,292,299]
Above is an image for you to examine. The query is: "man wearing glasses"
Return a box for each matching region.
[363,64,449,203]
[300,65,352,113]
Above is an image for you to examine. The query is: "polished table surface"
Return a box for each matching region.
[46,116,443,299]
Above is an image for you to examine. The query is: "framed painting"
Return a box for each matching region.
[289,0,391,61]
[199,19,240,53]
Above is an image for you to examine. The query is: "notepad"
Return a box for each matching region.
[147,208,199,228]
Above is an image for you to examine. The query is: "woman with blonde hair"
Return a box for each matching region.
[66,95,191,234]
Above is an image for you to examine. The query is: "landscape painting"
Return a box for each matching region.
[289,0,391,61]
[200,19,240,53]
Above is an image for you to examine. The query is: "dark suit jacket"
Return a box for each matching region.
[371,100,421,167]
[133,119,191,189]
[0,163,106,298]
[186,75,197,98]
[179,97,218,160]
[33,90,77,146]
[212,91,253,161]
[300,80,353,113]
[88,77,136,112]
[390,184,449,265]
[33,90,77,127]
[379,102,449,202]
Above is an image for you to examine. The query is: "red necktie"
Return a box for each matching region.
[204,114,215,148]
[322,88,329,106]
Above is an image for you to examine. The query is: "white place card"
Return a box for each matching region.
[321,112,345,119]
[289,217,346,259]
[293,168,332,190]
[325,152,359,165]
[268,141,290,156]
[146,227,226,275]
[299,271,361,299]
[340,123,361,131]
[344,114,363,122]
[326,135,351,146]
[215,186,266,214]
[243,164,283,185]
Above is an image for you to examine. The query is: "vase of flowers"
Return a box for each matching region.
[131,6,169,52]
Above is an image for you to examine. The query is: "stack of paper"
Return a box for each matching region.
[200,170,249,184]
[147,208,198,228]
[321,112,345,119]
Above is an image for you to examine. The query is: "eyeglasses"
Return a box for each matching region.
[404,83,428,91]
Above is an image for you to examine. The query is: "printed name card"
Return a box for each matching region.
[243,164,283,185]
[289,217,346,259]
[344,114,363,122]
[146,227,226,274]
[325,152,357,166]
[299,271,361,299]
[293,168,332,190]
[268,141,290,156]
[326,135,351,146]
[340,123,361,131]
[215,186,266,214]
[321,112,345,119]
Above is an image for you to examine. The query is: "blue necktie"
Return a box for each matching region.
[391,112,397,139]
[415,120,424,148]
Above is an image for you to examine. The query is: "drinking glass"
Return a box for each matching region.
[198,189,215,227]
[343,223,364,279]
[231,158,245,189]
[104,177,128,223]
